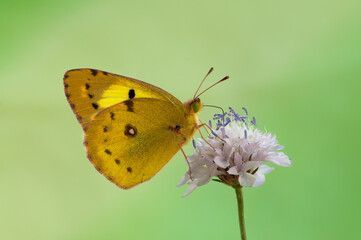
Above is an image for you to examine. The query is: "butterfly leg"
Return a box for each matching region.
[195,123,216,151]
[198,119,226,143]
[178,143,193,181]
[198,119,210,135]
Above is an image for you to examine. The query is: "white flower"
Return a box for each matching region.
[178,107,292,197]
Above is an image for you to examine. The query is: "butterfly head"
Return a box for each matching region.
[184,98,202,115]
[191,98,202,114]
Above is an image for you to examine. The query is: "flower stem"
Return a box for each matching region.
[235,186,246,240]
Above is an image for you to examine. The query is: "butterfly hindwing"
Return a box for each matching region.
[85,98,189,189]
[64,68,184,129]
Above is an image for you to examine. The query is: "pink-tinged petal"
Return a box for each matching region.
[258,165,274,174]
[223,143,233,160]
[277,145,285,150]
[198,175,212,186]
[252,172,266,187]
[228,166,239,175]
[242,160,263,171]
[182,183,198,197]
[215,148,223,156]
[214,156,229,168]
[177,175,188,187]
[266,152,292,167]
[234,151,243,169]
[238,172,256,187]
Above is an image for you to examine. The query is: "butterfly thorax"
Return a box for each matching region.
[174,98,202,146]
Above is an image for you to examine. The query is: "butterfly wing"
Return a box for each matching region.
[85,98,194,189]
[64,68,184,129]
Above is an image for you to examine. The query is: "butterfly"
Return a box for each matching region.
[64,68,227,189]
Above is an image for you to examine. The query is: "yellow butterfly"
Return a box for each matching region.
[64,68,227,189]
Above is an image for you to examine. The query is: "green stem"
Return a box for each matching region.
[235,186,246,240]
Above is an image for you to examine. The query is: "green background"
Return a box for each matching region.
[1,0,360,239]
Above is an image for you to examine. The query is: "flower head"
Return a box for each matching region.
[178,107,292,197]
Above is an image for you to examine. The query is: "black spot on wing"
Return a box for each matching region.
[88,94,93,98]
[110,112,115,120]
[127,167,132,173]
[85,83,90,89]
[128,89,135,99]
[103,126,108,132]
[124,100,134,112]
[64,74,69,79]
[90,69,98,76]
[105,149,112,155]
[92,103,99,109]
[115,159,120,164]
[103,71,108,75]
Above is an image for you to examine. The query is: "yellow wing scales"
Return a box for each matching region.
[85,98,196,189]
[64,68,184,129]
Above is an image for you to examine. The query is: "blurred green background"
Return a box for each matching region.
[1,0,360,239]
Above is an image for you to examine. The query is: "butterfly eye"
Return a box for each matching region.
[175,125,181,130]
[191,101,201,113]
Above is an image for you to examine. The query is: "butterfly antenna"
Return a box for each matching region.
[193,67,214,99]
[195,76,229,99]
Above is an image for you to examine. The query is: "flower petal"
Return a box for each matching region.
[252,172,266,187]
[242,160,263,171]
[214,155,229,168]
[251,165,275,187]
[258,165,274,174]
[266,152,292,167]
[228,166,239,175]
[234,151,243,169]
[223,142,233,160]
[238,172,256,187]
[177,175,189,187]
[182,183,198,197]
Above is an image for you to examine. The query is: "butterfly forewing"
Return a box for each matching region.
[64,68,184,129]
